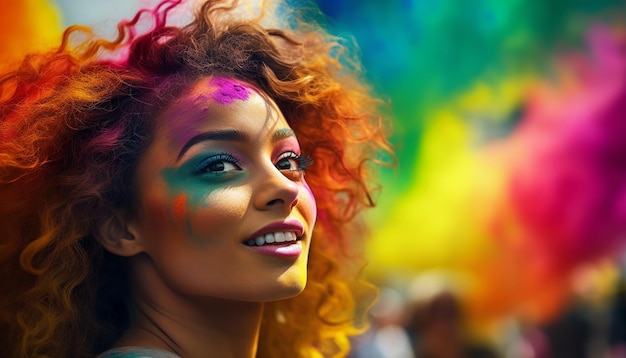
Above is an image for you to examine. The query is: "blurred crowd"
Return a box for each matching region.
[350,263,626,358]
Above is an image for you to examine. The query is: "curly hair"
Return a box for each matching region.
[0,0,392,357]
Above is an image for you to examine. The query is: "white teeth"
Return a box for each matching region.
[246,232,298,246]
[274,232,286,243]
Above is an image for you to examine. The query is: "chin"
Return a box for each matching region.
[258,269,308,302]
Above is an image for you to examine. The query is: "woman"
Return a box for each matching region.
[0,0,391,357]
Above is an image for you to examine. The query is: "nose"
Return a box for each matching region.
[253,165,299,211]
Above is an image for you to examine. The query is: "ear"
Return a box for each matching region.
[97,211,145,257]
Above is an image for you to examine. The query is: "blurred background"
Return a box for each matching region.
[3,0,626,356]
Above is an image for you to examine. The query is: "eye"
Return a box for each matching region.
[275,152,313,171]
[196,153,242,173]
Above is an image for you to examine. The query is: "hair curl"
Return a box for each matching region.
[0,0,392,357]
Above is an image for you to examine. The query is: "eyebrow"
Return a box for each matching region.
[176,128,297,161]
[177,129,247,161]
[272,128,296,142]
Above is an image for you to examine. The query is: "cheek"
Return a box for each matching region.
[302,179,314,202]
[137,185,172,234]
[188,188,251,238]
[300,179,317,225]
[135,182,198,241]
[171,194,188,223]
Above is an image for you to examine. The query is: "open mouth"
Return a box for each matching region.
[244,231,300,246]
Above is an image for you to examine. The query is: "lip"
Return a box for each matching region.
[245,241,303,258]
[243,220,305,259]
[245,219,305,242]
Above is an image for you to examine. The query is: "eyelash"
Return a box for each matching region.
[195,152,241,173]
[276,152,313,172]
[194,152,313,174]
[297,154,314,171]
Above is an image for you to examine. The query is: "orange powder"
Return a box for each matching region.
[171,194,187,222]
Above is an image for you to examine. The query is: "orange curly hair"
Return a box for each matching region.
[0,0,392,357]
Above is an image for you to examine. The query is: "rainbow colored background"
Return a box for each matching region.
[314,0,626,329]
[4,0,626,334]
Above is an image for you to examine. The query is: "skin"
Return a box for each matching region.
[114,76,317,357]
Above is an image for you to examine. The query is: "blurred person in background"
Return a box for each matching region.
[405,273,499,358]
[351,286,415,358]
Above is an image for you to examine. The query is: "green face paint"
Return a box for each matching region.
[161,152,247,244]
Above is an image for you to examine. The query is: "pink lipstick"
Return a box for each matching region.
[243,220,304,258]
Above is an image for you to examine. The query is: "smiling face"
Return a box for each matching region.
[126,76,317,302]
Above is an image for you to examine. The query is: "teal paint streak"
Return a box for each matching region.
[161,153,248,244]
[275,127,293,139]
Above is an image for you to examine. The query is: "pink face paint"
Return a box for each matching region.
[302,179,316,208]
[208,77,250,104]
[165,77,252,149]
[161,94,206,152]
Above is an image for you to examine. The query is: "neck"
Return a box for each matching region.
[115,255,263,358]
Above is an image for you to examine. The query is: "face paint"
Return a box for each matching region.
[164,77,252,152]
[207,77,251,105]
[128,76,316,302]
[164,182,197,242]
[161,153,247,244]
[169,192,204,245]
[275,128,292,138]
[171,194,187,223]
[163,100,206,154]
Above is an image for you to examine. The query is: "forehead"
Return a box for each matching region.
[189,77,252,105]
[154,76,289,147]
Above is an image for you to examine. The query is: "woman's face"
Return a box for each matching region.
[128,76,316,302]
